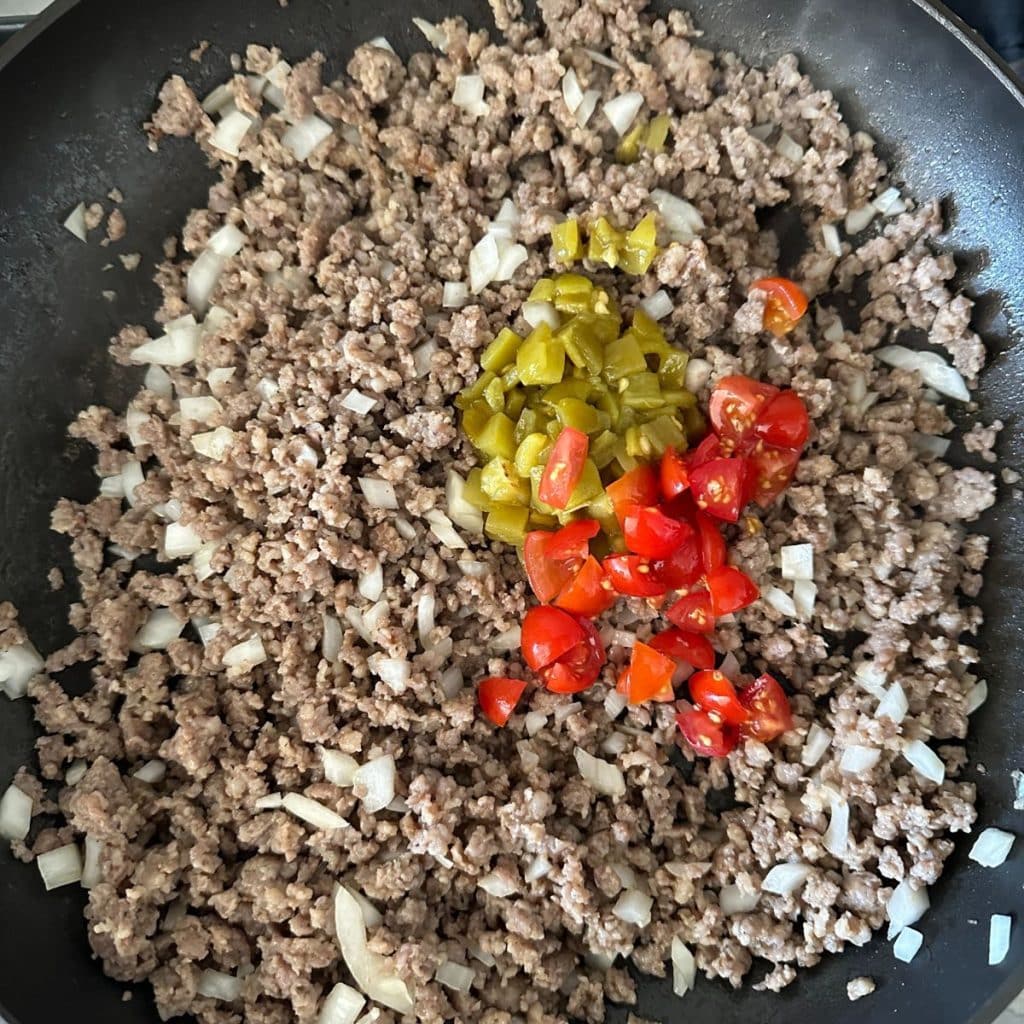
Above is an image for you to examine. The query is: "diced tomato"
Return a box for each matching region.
[755,390,810,451]
[708,375,779,450]
[745,443,801,508]
[683,433,722,472]
[695,511,727,574]
[706,565,759,615]
[522,519,600,603]
[622,641,676,704]
[666,590,714,633]
[478,677,527,726]
[688,670,749,726]
[603,554,666,597]
[676,707,738,757]
[544,518,600,561]
[521,605,586,671]
[648,628,715,670]
[751,277,809,337]
[538,427,589,510]
[662,489,698,524]
[659,447,690,500]
[651,533,702,589]
[606,465,660,523]
[690,457,749,523]
[541,614,606,693]
[738,673,793,742]
[621,503,694,560]
[555,555,617,618]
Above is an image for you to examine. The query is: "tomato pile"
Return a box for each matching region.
[477,367,810,758]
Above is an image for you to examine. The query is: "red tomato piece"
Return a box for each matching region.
[706,566,759,616]
[521,605,587,671]
[603,554,666,598]
[688,670,749,726]
[662,489,698,524]
[738,674,793,742]
[690,457,749,523]
[648,628,715,670]
[538,427,589,510]
[659,447,690,500]
[695,511,727,575]
[623,641,677,704]
[683,433,722,472]
[751,277,809,337]
[545,518,600,561]
[522,519,600,603]
[606,465,660,523]
[746,443,801,508]
[478,677,527,726]
[554,555,617,618]
[651,533,703,589]
[621,503,694,560]
[755,390,810,451]
[708,375,780,450]
[666,590,715,633]
[542,614,606,693]
[676,707,738,757]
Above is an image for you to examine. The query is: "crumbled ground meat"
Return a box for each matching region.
[846,976,876,1001]
[106,209,126,242]
[4,0,993,1021]
[119,252,142,271]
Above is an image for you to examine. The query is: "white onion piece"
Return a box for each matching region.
[524,711,547,737]
[349,887,383,928]
[522,301,559,330]
[781,544,814,580]
[823,795,850,857]
[824,318,845,343]
[208,223,246,257]
[575,89,601,128]
[438,665,463,699]
[494,243,528,282]
[875,345,970,401]
[134,609,185,651]
[822,223,842,257]
[639,290,673,321]
[283,793,349,830]
[601,732,628,756]
[574,747,625,798]
[126,406,149,447]
[342,390,376,415]
[81,835,103,889]
[321,748,358,787]
[130,328,200,367]
[452,74,485,112]
[186,249,226,314]
[37,843,83,890]
[201,82,234,115]
[442,282,469,308]
[876,682,909,724]
[412,16,447,51]
[363,601,388,635]
[887,878,929,939]
[358,561,384,602]
[63,202,88,241]
[358,477,398,510]
[610,861,636,889]
[969,827,1015,868]
[319,981,365,1024]
[855,660,888,698]
[179,395,223,424]
[911,433,952,459]
[718,652,741,681]
[748,122,774,141]
[762,862,812,896]
[763,586,797,617]
[132,759,166,784]
[121,460,145,507]
[191,426,235,460]
[775,131,804,162]
[144,364,173,398]
[492,626,521,652]
[164,522,203,559]
[525,854,551,882]
[873,186,906,216]
[435,961,474,993]
[254,792,283,811]
[0,642,44,700]
[368,36,395,52]
[66,760,87,786]
[210,110,255,157]
[893,926,923,963]
[990,915,1012,965]
[197,969,242,1002]
[191,541,220,582]
[671,937,696,997]
[845,204,877,234]
[840,744,881,775]
[793,579,817,620]
[561,68,583,113]
[193,617,221,646]
[283,116,333,160]
[223,635,267,670]
[719,884,760,915]
[469,234,500,293]
[417,592,435,648]
[445,470,484,533]
[469,945,496,967]
[902,739,945,784]
[0,785,32,841]
[369,655,411,693]
[425,509,466,550]
[651,189,704,242]
[257,377,279,400]
[317,613,341,662]
[613,889,653,927]
[478,871,516,898]
[966,679,988,714]
[604,690,627,720]
[801,724,831,767]
[353,755,396,814]
[99,473,125,499]
[585,47,622,69]
[684,357,712,394]
[412,339,437,377]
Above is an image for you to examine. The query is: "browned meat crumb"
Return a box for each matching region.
[47,567,64,591]
[101,290,116,303]
[107,187,124,203]
[847,976,876,1001]
[963,419,1002,463]
[119,253,142,271]
[105,209,126,242]
[83,202,104,231]
[190,39,210,62]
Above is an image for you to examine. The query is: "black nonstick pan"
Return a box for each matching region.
[0,0,1022,1022]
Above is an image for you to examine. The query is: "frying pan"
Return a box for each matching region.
[0,0,1022,1022]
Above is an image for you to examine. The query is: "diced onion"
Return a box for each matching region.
[911,433,951,459]
[358,477,398,510]
[523,301,559,330]
[342,390,377,415]
[524,711,547,737]
[353,755,396,814]
[651,189,705,242]
[822,223,842,257]
[210,110,256,157]
[358,561,384,602]
[478,871,516,897]
[435,960,474,993]
[969,827,1015,868]
[611,861,636,889]
[801,724,831,767]
[824,318,845,343]
[197,969,243,1002]
[179,395,223,424]
[66,760,87,785]
[990,915,1012,966]
[781,544,814,580]
[748,122,774,141]
[186,249,226,314]
[208,223,246,257]
[0,785,32,841]
[762,862,812,896]
[601,732,628,756]
[283,793,349,830]
[412,16,447,51]
[585,48,622,70]
[719,884,760,915]
[193,617,221,646]
[613,889,653,927]
[774,131,804,162]
[823,794,850,857]
[604,690,627,720]
[282,116,334,160]
[132,760,167,784]
[201,82,234,115]
[144,364,173,397]
[439,665,463,699]
[561,68,583,113]
[192,542,220,582]
[492,626,521,652]
[886,878,929,939]
[763,586,797,617]
[254,793,283,810]
[416,592,435,649]
[469,945,495,967]
[525,854,551,882]
[412,339,437,377]
[639,290,673,321]
[902,739,945,784]
[875,345,970,402]
[63,202,88,241]
[446,470,484,533]
[574,747,625,798]
[855,660,888,698]
[363,601,388,635]
[369,654,411,692]
[223,634,267,669]
[793,579,817,620]
[671,937,696,997]
[121,460,145,507]
[368,36,395,53]
[319,981,366,1024]
[164,522,203,559]
[845,204,877,234]
[840,744,881,775]
[349,886,383,928]
[321,747,359,787]
[603,92,644,136]
[873,186,907,216]
[494,242,528,282]
[442,282,469,308]
[425,509,466,550]
[452,74,485,112]
[966,679,988,714]
[191,426,235,461]
[575,89,601,128]
[37,843,83,890]
[125,406,149,447]
[684,357,712,394]
[876,682,909,724]
[893,926,923,963]
[0,642,44,700]
[130,327,200,367]
[81,835,103,889]
[134,609,185,651]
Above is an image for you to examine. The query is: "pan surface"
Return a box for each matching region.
[0,1,1022,1022]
